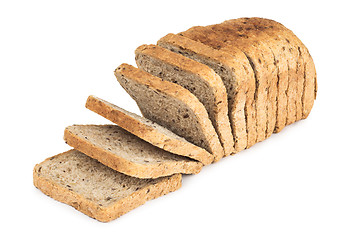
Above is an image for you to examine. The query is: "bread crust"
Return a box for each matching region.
[115,64,224,161]
[135,45,233,156]
[33,150,182,222]
[157,33,252,152]
[64,125,203,178]
[85,95,213,165]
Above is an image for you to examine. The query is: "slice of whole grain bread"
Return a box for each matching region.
[85,95,213,165]
[157,33,252,152]
[115,63,224,161]
[64,124,202,178]
[33,149,182,222]
[135,44,234,156]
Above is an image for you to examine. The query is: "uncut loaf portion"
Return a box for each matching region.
[135,44,234,156]
[115,63,224,162]
[177,17,316,143]
[212,18,316,127]
[64,124,202,179]
[85,95,214,165]
[33,149,182,222]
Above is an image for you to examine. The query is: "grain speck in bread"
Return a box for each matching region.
[85,95,213,165]
[135,44,234,156]
[114,63,224,161]
[64,124,202,178]
[33,149,182,222]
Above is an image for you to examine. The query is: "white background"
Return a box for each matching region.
[1,0,359,239]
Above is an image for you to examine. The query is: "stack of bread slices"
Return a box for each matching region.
[33,17,317,222]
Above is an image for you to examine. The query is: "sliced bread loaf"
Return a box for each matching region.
[85,95,213,165]
[213,20,289,136]
[114,63,224,161]
[33,149,182,222]
[157,33,254,152]
[205,23,278,139]
[222,18,291,133]
[135,44,234,156]
[229,18,301,129]
[246,17,317,119]
[180,26,270,143]
[64,124,202,178]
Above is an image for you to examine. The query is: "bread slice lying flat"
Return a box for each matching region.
[33,149,182,222]
[158,33,256,151]
[85,95,213,165]
[114,63,224,161]
[135,44,234,156]
[64,125,202,178]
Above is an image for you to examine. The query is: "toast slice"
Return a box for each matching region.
[114,63,224,161]
[33,149,182,222]
[135,44,234,156]
[64,125,202,178]
[85,95,213,165]
[157,33,254,152]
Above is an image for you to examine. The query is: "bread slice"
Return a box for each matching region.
[135,44,234,156]
[64,124,202,178]
[85,95,213,165]
[180,26,271,143]
[33,149,182,222]
[114,63,224,161]
[157,33,254,152]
